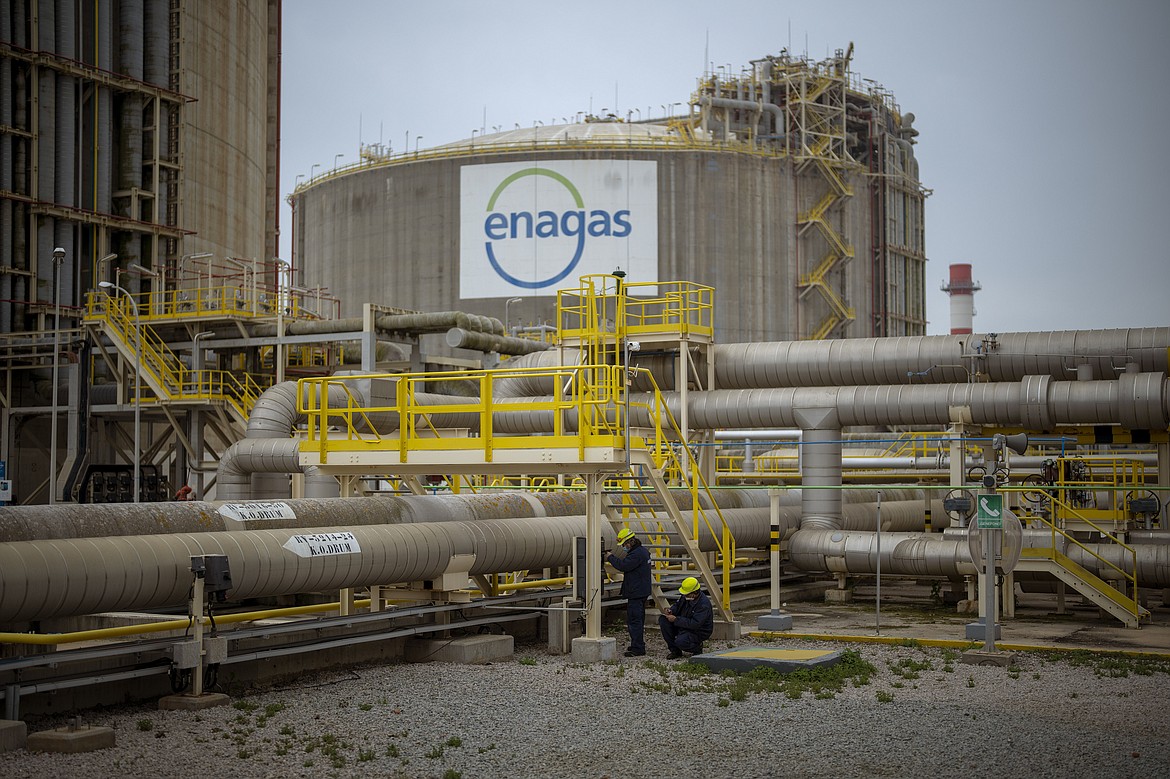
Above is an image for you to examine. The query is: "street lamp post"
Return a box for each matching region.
[505,296,522,335]
[49,247,65,504]
[98,281,142,503]
[96,252,118,286]
[334,153,343,169]
[414,136,423,157]
[129,262,160,315]
[179,252,213,311]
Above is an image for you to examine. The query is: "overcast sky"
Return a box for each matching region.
[280,0,1169,335]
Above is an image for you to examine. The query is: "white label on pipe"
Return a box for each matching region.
[218,502,297,522]
[283,532,361,558]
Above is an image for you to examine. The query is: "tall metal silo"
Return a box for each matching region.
[291,46,927,346]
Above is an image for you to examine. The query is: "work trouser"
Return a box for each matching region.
[625,598,646,653]
[658,616,704,654]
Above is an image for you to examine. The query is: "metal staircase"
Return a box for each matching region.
[1014,493,1150,627]
[1017,548,1150,628]
[602,450,735,622]
[84,292,262,431]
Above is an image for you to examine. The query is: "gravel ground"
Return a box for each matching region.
[2,634,1168,779]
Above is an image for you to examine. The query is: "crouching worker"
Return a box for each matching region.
[659,576,713,659]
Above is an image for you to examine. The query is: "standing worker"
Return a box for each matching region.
[659,576,713,659]
[606,527,651,657]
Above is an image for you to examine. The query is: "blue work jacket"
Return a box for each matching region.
[607,539,652,599]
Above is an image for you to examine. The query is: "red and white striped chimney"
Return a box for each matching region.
[939,263,981,334]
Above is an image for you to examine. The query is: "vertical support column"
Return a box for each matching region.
[1159,442,1169,522]
[758,488,793,631]
[584,473,602,640]
[676,345,690,481]
[190,574,206,696]
[361,303,376,372]
[571,472,616,662]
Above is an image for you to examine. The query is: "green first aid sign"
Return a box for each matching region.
[976,494,1003,529]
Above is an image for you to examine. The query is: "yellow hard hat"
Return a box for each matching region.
[679,577,700,595]
[616,528,636,544]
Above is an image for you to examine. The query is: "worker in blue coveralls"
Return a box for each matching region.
[659,576,714,659]
[606,527,651,657]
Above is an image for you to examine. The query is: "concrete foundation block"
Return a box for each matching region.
[0,720,27,752]
[404,634,514,664]
[26,724,115,753]
[824,588,854,604]
[965,621,1002,641]
[960,650,1017,667]
[570,636,617,663]
[158,693,231,711]
[756,612,794,632]
[548,598,583,654]
[711,620,741,640]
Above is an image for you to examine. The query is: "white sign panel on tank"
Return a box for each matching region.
[459,160,658,298]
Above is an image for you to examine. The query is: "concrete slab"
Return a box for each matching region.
[570,636,617,663]
[404,634,514,664]
[26,725,114,753]
[0,719,27,752]
[692,646,842,674]
[157,693,231,711]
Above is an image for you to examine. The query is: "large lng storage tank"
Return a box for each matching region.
[0,0,280,501]
[291,46,927,344]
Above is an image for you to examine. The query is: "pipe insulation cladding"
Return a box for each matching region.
[0,510,759,624]
[0,486,822,543]
[506,328,1170,391]
[2,501,1166,625]
[386,374,1170,436]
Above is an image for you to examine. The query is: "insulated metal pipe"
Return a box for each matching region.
[7,499,1159,625]
[794,407,842,531]
[444,327,553,356]
[473,376,1170,436]
[502,330,1170,392]
[0,509,771,624]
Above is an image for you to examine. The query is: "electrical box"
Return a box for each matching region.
[573,536,587,600]
[202,554,232,600]
[172,640,200,669]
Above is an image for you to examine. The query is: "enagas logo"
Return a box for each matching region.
[482,168,631,289]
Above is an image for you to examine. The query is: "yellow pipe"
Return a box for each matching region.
[491,577,572,593]
[0,599,373,645]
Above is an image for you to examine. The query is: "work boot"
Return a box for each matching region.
[624,649,645,657]
[667,650,683,660]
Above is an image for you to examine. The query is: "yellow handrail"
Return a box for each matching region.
[1012,488,1141,620]
[298,364,629,462]
[630,368,737,610]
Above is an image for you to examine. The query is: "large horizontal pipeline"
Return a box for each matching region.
[789,528,1170,585]
[504,328,1170,391]
[0,487,937,543]
[0,509,762,624]
[3,501,1167,625]
[377,374,1169,434]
